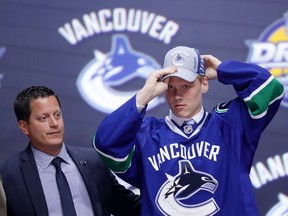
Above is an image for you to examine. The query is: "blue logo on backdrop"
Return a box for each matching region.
[58,7,179,113]
[77,34,164,113]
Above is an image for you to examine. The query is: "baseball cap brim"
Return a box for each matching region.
[161,67,198,82]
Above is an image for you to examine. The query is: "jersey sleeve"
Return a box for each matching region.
[93,95,145,186]
[215,61,284,168]
[218,60,284,120]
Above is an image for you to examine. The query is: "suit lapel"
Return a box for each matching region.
[20,146,49,216]
[67,147,103,215]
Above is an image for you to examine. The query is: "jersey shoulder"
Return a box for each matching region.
[213,100,232,114]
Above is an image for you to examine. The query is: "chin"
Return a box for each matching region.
[174,112,189,118]
[50,140,63,146]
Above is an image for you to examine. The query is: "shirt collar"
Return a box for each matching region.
[32,143,70,170]
[169,106,204,126]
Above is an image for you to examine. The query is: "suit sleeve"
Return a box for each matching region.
[110,172,141,216]
[76,148,141,216]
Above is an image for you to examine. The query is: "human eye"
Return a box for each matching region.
[38,115,47,122]
[183,85,191,90]
[54,111,62,120]
[166,85,174,93]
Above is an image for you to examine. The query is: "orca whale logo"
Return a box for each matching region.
[156,160,219,216]
[76,34,164,114]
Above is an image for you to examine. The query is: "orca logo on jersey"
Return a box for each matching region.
[215,101,230,113]
[155,160,220,215]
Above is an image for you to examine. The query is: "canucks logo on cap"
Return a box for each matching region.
[246,11,288,108]
[165,47,205,78]
[172,53,185,66]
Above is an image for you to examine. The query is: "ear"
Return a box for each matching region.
[201,77,209,93]
[18,120,29,136]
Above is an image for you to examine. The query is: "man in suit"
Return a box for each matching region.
[1,86,140,216]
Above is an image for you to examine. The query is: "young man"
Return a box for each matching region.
[94,46,284,215]
[1,86,140,216]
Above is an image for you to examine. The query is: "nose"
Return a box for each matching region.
[49,116,58,127]
[173,89,183,100]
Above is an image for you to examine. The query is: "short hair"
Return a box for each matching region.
[14,86,61,122]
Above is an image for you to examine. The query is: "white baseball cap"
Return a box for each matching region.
[161,46,205,82]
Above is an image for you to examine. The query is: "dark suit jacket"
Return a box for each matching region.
[1,145,140,216]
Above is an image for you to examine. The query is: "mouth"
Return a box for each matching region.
[174,104,185,109]
[47,131,62,136]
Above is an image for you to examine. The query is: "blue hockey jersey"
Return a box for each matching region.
[93,61,284,215]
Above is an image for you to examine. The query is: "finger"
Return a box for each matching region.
[156,66,177,81]
[157,66,177,75]
[162,76,170,84]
